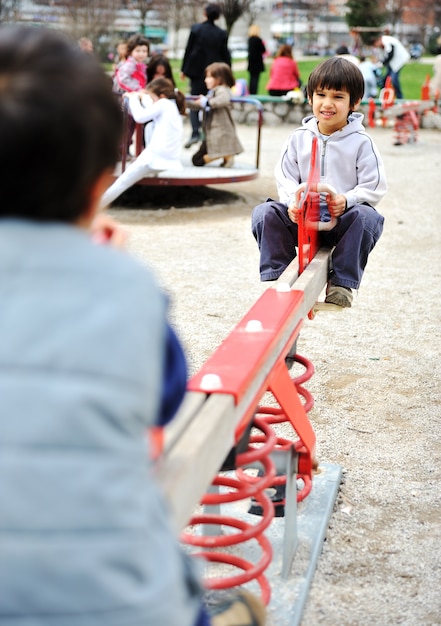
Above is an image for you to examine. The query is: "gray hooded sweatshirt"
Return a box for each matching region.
[275,112,387,210]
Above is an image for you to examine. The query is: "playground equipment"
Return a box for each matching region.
[182,287,315,604]
[294,138,337,274]
[113,96,264,187]
[157,248,341,621]
[155,137,343,622]
[366,76,438,144]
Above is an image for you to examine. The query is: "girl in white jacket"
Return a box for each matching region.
[101,78,185,208]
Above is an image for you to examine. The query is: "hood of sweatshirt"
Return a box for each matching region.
[275,110,387,209]
[301,111,365,137]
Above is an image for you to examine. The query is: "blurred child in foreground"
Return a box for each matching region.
[0,24,265,626]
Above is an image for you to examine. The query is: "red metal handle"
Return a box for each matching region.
[295,182,338,231]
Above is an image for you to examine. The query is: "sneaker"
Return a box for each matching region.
[184,136,200,149]
[207,590,266,626]
[325,284,353,308]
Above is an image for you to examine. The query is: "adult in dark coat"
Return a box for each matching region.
[180,3,231,148]
[247,24,266,95]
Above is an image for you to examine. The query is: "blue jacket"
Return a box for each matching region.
[0,220,203,626]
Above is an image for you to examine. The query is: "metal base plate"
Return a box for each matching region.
[265,462,342,625]
[196,463,342,625]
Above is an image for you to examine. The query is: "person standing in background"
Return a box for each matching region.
[180,3,231,148]
[373,31,410,99]
[266,44,301,96]
[247,24,266,95]
[358,54,380,99]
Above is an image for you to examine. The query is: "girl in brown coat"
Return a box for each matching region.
[188,62,243,168]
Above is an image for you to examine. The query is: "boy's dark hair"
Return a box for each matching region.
[205,62,235,88]
[0,26,123,222]
[146,77,187,116]
[127,33,150,55]
[307,57,365,110]
[205,3,222,22]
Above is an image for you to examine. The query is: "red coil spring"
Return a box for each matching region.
[180,417,277,605]
[180,353,315,604]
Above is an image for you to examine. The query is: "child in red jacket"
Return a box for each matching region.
[113,33,150,158]
[266,43,301,96]
[113,33,150,93]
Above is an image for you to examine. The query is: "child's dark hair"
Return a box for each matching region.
[146,78,186,115]
[127,33,150,55]
[147,54,175,85]
[205,62,235,88]
[307,57,365,110]
[0,26,123,222]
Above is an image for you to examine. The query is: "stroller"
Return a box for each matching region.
[409,42,423,60]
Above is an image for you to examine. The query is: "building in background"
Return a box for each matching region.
[4,1,441,59]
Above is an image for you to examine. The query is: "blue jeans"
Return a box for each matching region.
[195,605,211,626]
[189,77,207,139]
[385,67,404,99]
[251,199,384,289]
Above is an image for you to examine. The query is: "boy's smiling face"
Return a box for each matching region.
[310,87,359,135]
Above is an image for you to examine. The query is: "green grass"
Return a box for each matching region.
[399,62,433,100]
[170,57,434,101]
[106,57,433,100]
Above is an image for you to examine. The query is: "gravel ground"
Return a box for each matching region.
[109,120,441,626]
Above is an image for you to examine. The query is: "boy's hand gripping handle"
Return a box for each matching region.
[295,182,338,231]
